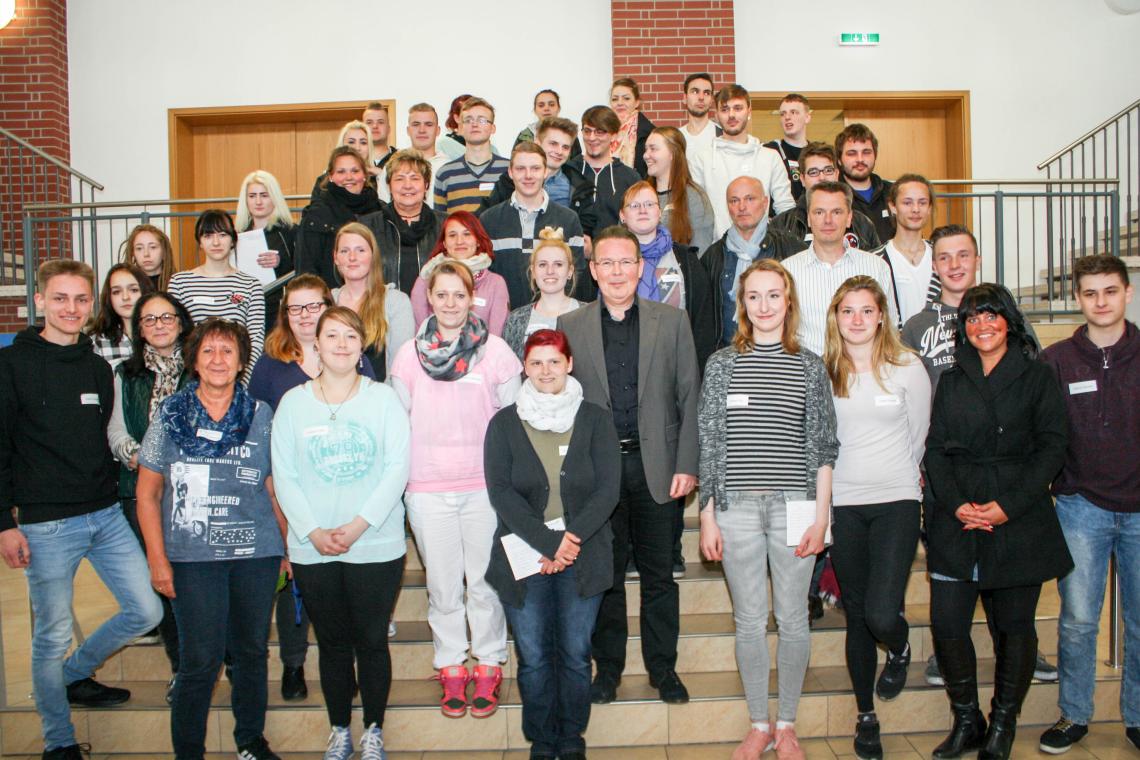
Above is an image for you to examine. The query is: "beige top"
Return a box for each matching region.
[522,422,573,523]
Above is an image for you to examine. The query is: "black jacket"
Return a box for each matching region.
[0,329,118,530]
[770,194,882,252]
[296,187,383,289]
[923,338,1073,589]
[701,229,808,349]
[477,167,598,236]
[484,401,620,607]
[662,243,717,374]
[359,203,446,296]
[563,157,641,236]
[844,172,895,243]
[258,222,296,331]
[631,112,655,179]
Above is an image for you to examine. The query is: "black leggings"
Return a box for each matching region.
[930,579,1041,641]
[830,501,921,712]
[292,556,404,727]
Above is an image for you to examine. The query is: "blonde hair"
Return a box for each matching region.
[384,148,432,186]
[823,275,914,398]
[338,120,375,165]
[528,227,577,298]
[732,259,801,355]
[333,222,388,354]
[236,170,294,232]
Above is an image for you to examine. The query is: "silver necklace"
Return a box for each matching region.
[317,375,349,421]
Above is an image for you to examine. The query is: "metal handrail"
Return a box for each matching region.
[1037,98,1140,168]
[929,178,1117,186]
[22,194,309,213]
[0,125,105,190]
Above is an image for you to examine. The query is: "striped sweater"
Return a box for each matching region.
[433,154,510,214]
[168,270,266,379]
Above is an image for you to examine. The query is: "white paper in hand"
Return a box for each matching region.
[785,500,832,547]
[236,229,275,287]
[501,517,566,580]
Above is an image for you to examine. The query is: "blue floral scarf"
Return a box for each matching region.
[160,380,257,458]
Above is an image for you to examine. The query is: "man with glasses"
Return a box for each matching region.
[557,226,700,707]
[772,142,881,251]
[564,106,641,237]
[433,97,510,214]
[700,176,806,348]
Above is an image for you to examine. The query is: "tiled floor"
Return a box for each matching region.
[3,723,1134,758]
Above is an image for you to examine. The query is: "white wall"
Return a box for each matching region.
[735,0,1140,181]
[67,0,614,201]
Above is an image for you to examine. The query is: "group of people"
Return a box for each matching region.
[0,74,1135,760]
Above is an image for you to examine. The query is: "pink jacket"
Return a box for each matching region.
[410,269,510,336]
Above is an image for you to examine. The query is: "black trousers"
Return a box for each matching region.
[931,579,1041,641]
[829,500,921,712]
[592,449,680,680]
[292,556,404,727]
[122,496,180,672]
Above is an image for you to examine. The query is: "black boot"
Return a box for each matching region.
[931,637,987,759]
[978,632,1037,760]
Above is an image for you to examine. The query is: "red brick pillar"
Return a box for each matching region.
[610,0,736,125]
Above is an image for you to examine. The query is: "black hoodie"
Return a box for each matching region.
[0,327,118,530]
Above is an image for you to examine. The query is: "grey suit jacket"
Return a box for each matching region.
[557,297,700,504]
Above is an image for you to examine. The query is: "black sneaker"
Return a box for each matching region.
[41,744,90,760]
[1034,652,1059,682]
[236,735,282,760]
[649,669,689,704]
[625,556,639,579]
[165,675,176,705]
[1039,718,1088,754]
[65,678,130,707]
[854,713,883,759]
[672,560,686,579]
[924,653,944,686]
[1126,726,1140,750]
[281,665,307,701]
[875,642,910,701]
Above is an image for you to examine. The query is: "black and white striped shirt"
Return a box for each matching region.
[725,343,807,491]
[168,270,265,376]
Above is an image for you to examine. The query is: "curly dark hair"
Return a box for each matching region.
[121,292,195,378]
[184,318,252,381]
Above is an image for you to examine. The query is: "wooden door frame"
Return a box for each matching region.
[167,99,397,200]
[748,90,971,181]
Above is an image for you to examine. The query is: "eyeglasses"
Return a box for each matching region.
[285,302,327,316]
[140,313,178,327]
[461,116,492,126]
[594,259,639,272]
[626,200,659,211]
[804,166,838,178]
[580,127,611,137]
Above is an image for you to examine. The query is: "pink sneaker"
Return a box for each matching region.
[732,727,775,760]
[774,726,806,760]
[469,664,503,718]
[435,665,470,718]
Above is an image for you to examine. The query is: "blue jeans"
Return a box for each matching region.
[23,504,163,751]
[169,556,280,760]
[1056,493,1140,726]
[504,565,603,757]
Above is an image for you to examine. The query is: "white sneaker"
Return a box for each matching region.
[323,725,353,760]
[388,619,397,638]
[360,722,387,760]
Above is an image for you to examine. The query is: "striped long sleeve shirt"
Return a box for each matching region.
[433,155,510,214]
[168,270,266,380]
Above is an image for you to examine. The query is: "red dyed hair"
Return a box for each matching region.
[523,328,573,362]
[446,94,472,131]
[430,211,495,260]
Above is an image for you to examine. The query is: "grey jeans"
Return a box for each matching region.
[717,490,815,722]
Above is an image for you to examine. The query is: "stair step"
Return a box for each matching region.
[0,663,1120,754]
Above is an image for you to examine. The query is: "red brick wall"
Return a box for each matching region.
[611,0,736,126]
[0,0,70,158]
[0,295,27,332]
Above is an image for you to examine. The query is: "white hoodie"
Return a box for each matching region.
[688,135,795,236]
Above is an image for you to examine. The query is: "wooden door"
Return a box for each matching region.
[168,100,394,269]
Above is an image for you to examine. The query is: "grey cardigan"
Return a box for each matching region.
[697,344,839,510]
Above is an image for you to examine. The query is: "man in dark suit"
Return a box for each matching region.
[557,226,700,705]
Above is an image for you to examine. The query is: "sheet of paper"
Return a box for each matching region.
[236,229,275,287]
[785,500,832,547]
[501,517,566,580]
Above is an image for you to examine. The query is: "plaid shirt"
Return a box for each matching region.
[91,333,132,369]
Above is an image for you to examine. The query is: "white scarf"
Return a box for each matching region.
[515,375,583,433]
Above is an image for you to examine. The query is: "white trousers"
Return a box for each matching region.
[405,489,508,669]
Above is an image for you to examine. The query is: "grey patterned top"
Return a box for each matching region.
[698,344,839,510]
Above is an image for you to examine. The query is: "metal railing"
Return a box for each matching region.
[20,195,307,323]
[0,126,104,285]
[1038,98,1139,260]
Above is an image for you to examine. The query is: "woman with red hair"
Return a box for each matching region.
[410,211,510,335]
[484,329,620,760]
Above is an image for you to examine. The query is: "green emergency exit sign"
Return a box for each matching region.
[839,32,880,46]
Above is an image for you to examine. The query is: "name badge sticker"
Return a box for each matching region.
[558,444,569,457]
[196,428,223,441]
[473,297,487,307]
[881,209,890,218]
[726,393,749,408]
[1069,380,1097,395]
[457,373,485,385]
[660,272,682,282]
[303,425,330,438]
[479,182,496,192]
[80,392,100,405]
[193,295,215,305]
[875,394,901,406]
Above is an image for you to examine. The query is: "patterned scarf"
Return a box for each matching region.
[144,344,184,419]
[160,380,256,458]
[638,226,684,308]
[612,113,639,170]
[414,312,490,381]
